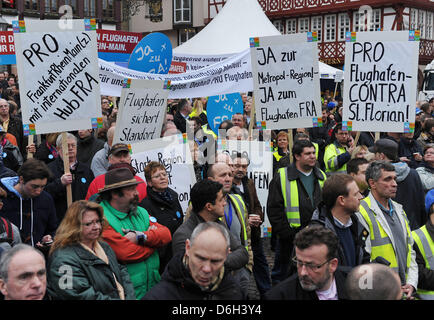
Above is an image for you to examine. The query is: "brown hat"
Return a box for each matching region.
[98,167,142,193]
[109,143,130,156]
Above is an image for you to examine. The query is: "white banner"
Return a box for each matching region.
[99,49,253,99]
[217,139,273,237]
[343,31,419,133]
[250,34,322,130]
[113,79,168,145]
[14,20,102,134]
[129,134,196,213]
[172,52,231,72]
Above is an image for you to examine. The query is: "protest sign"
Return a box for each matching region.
[250,33,322,131]
[217,139,273,237]
[113,78,168,144]
[14,19,102,134]
[342,31,419,133]
[97,29,143,63]
[128,32,172,74]
[98,48,253,99]
[129,134,196,213]
[206,93,243,134]
[0,31,16,65]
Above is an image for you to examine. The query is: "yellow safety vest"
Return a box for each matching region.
[412,225,434,299]
[273,151,283,162]
[324,143,347,173]
[358,197,412,280]
[313,142,319,160]
[201,124,217,140]
[221,194,249,251]
[278,167,327,228]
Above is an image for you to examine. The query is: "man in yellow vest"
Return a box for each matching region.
[411,189,434,299]
[267,139,327,284]
[356,160,418,300]
[324,123,355,173]
[207,161,253,297]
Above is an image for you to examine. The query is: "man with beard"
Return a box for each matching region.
[265,225,350,300]
[98,167,172,299]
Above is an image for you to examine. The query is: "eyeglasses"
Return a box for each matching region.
[152,172,168,179]
[82,219,103,227]
[292,257,333,272]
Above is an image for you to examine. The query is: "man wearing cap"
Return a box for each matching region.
[99,167,171,299]
[44,133,94,222]
[85,142,147,201]
[324,123,355,174]
[369,138,426,230]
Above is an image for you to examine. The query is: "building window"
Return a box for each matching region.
[64,0,76,14]
[286,19,296,34]
[311,16,322,41]
[298,17,309,33]
[2,0,15,9]
[410,8,418,31]
[102,0,114,17]
[354,8,381,32]
[178,28,195,45]
[45,0,58,12]
[84,0,96,17]
[324,14,336,42]
[174,0,192,24]
[25,0,38,10]
[338,13,350,41]
[273,20,284,34]
[418,10,426,38]
[427,11,433,40]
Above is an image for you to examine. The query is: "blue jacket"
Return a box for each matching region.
[0,176,58,246]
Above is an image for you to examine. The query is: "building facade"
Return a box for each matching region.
[208,0,434,67]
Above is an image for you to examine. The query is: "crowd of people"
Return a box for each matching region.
[0,71,433,301]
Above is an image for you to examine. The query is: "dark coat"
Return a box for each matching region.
[76,134,105,167]
[172,211,249,272]
[264,267,350,300]
[143,253,244,300]
[45,157,94,222]
[174,111,187,133]
[3,116,26,158]
[34,139,58,165]
[398,137,424,169]
[47,241,136,300]
[139,186,184,274]
[310,205,370,267]
[0,177,58,246]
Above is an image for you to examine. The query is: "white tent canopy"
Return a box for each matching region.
[173,0,342,79]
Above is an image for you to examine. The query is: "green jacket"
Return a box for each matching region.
[47,241,136,300]
[100,200,160,299]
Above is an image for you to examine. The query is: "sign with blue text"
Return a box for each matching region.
[250,33,322,130]
[206,92,243,134]
[342,31,420,133]
[128,32,172,74]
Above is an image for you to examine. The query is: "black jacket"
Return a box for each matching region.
[76,134,105,167]
[310,205,370,267]
[413,219,434,292]
[34,139,58,165]
[142,253,244,300]
[398,137,424,169]
[3,116,26,158]
[264,267,350,300]
[174,111,187,133]
[139,186,184,273]
[45,157,94,222]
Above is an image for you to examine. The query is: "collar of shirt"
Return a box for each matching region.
[333,216,353,228]
[316,278,338,300]
[376,198,395,217]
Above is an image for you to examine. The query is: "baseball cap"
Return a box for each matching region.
[327,102,336,109]
[368,139,398,161]
[416,108,423,115]
[425,189,434,214]
[109,143,130,156]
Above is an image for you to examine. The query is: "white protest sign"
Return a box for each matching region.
[98,48,252,99]
[113,79,168,144]
[217,139,273,237]
[250,33,322,130]
[342,31,420,133]
[129,134,196,213]
[14,19,102,134]
[172,52,231,72]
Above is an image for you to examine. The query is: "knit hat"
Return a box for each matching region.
[425,189,434,214]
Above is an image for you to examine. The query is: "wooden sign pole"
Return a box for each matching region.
[27,135,34,159]
[288,130,294,164]
[248,95,256,140]
[61,132,72,207]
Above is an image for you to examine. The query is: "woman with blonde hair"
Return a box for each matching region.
[189,97,208,125]
[47,200,135,300]
[351,145,370,160]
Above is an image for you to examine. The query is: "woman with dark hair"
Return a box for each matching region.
[416,144,434,193]
[47,200,135,300]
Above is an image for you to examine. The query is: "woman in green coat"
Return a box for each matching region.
[47,200,135,300]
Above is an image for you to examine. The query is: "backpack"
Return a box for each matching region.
[0,217,13,244]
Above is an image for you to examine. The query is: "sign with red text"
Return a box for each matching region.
[0,31,15,65]
[97,29,143,62]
